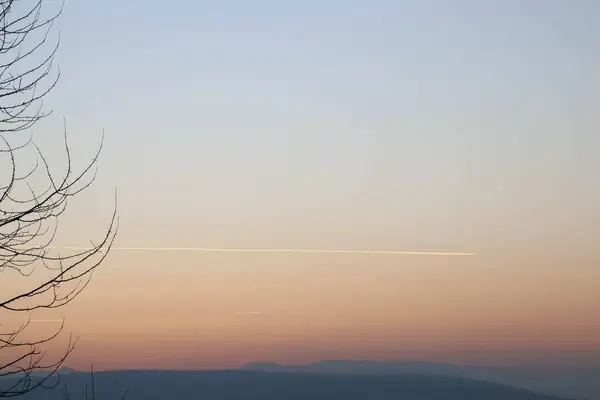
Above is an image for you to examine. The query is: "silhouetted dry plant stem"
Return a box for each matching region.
[59,366,130,400]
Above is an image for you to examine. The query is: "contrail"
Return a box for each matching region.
[237,311,263,315]
[56,246,475,256]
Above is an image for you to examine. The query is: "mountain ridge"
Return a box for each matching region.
[240,359,599,399]
[1,369,570,400]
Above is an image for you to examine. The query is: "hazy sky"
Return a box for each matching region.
[6,0,600,369]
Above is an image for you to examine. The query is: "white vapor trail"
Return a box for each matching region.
[56,246,475,256]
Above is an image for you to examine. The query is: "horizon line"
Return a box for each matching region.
[56,246,476,256]
[52,353,600,372]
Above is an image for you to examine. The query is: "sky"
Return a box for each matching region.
[2,0,600,370]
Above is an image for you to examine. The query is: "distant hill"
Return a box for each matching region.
[241,360,471,375]
[241,360,600,400]
[1,370,570,400]
[0,367,80,379]
[57,367,79,375]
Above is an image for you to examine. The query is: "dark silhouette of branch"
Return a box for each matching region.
[0,0,63,133]
[0,0,118,397]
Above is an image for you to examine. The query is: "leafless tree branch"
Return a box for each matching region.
[0,0,118,397]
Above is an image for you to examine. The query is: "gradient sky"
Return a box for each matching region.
[4,0,600,370]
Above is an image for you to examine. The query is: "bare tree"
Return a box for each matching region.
[0,0,117,397]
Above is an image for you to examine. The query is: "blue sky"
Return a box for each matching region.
[37,0,599,253]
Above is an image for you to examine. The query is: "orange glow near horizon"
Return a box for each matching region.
[8,243,599,370]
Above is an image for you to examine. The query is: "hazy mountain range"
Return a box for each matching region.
[241,360,599,399]
[2,360,599,399]
[1,368,571,400]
